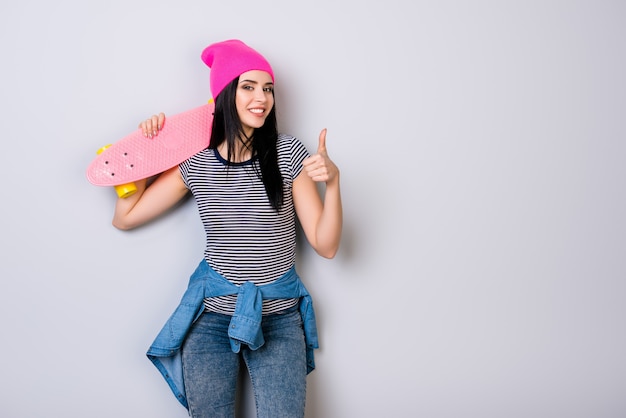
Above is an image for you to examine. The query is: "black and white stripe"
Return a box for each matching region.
[180,134,310,315]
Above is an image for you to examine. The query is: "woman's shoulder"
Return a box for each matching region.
[276,133,310,172]
[277,133,306,153]
[181,147,215,169]
[277,132,297,145]
[189,147,215,161]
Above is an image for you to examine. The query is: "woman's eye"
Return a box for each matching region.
[263,87,274,93]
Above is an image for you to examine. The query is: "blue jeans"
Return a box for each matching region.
[181,307,307,418]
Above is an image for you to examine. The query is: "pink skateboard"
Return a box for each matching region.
[87,102,214,197]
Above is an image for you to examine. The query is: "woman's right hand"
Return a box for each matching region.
[139,113,166,138]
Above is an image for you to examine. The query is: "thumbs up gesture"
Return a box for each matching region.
[302,129,339,183]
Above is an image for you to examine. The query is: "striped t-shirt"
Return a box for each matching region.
[179,134,310,315]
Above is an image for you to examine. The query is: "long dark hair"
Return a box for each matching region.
[209,77,284,211]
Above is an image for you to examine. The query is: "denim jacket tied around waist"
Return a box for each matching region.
[146,259,319,409]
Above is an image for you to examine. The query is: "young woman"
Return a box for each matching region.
[112,39,342,417]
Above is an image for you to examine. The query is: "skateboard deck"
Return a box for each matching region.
[86,102,214,187]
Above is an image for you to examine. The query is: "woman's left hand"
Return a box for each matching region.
[302,129,339,183]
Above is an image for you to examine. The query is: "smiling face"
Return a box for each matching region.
[235,70,275,138]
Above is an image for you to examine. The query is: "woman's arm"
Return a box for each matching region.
[112,113,189,230]
[293,129,343,258]
[112,165,189,230]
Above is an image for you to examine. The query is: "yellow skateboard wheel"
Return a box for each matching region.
[114,183,137,198]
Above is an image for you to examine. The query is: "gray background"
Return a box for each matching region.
[1,0,624,417]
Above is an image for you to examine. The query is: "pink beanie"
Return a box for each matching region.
[201,39,274,99]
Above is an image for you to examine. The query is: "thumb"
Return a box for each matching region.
[317,128,327,154]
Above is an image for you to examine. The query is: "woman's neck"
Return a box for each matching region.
[218,137,252,163]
